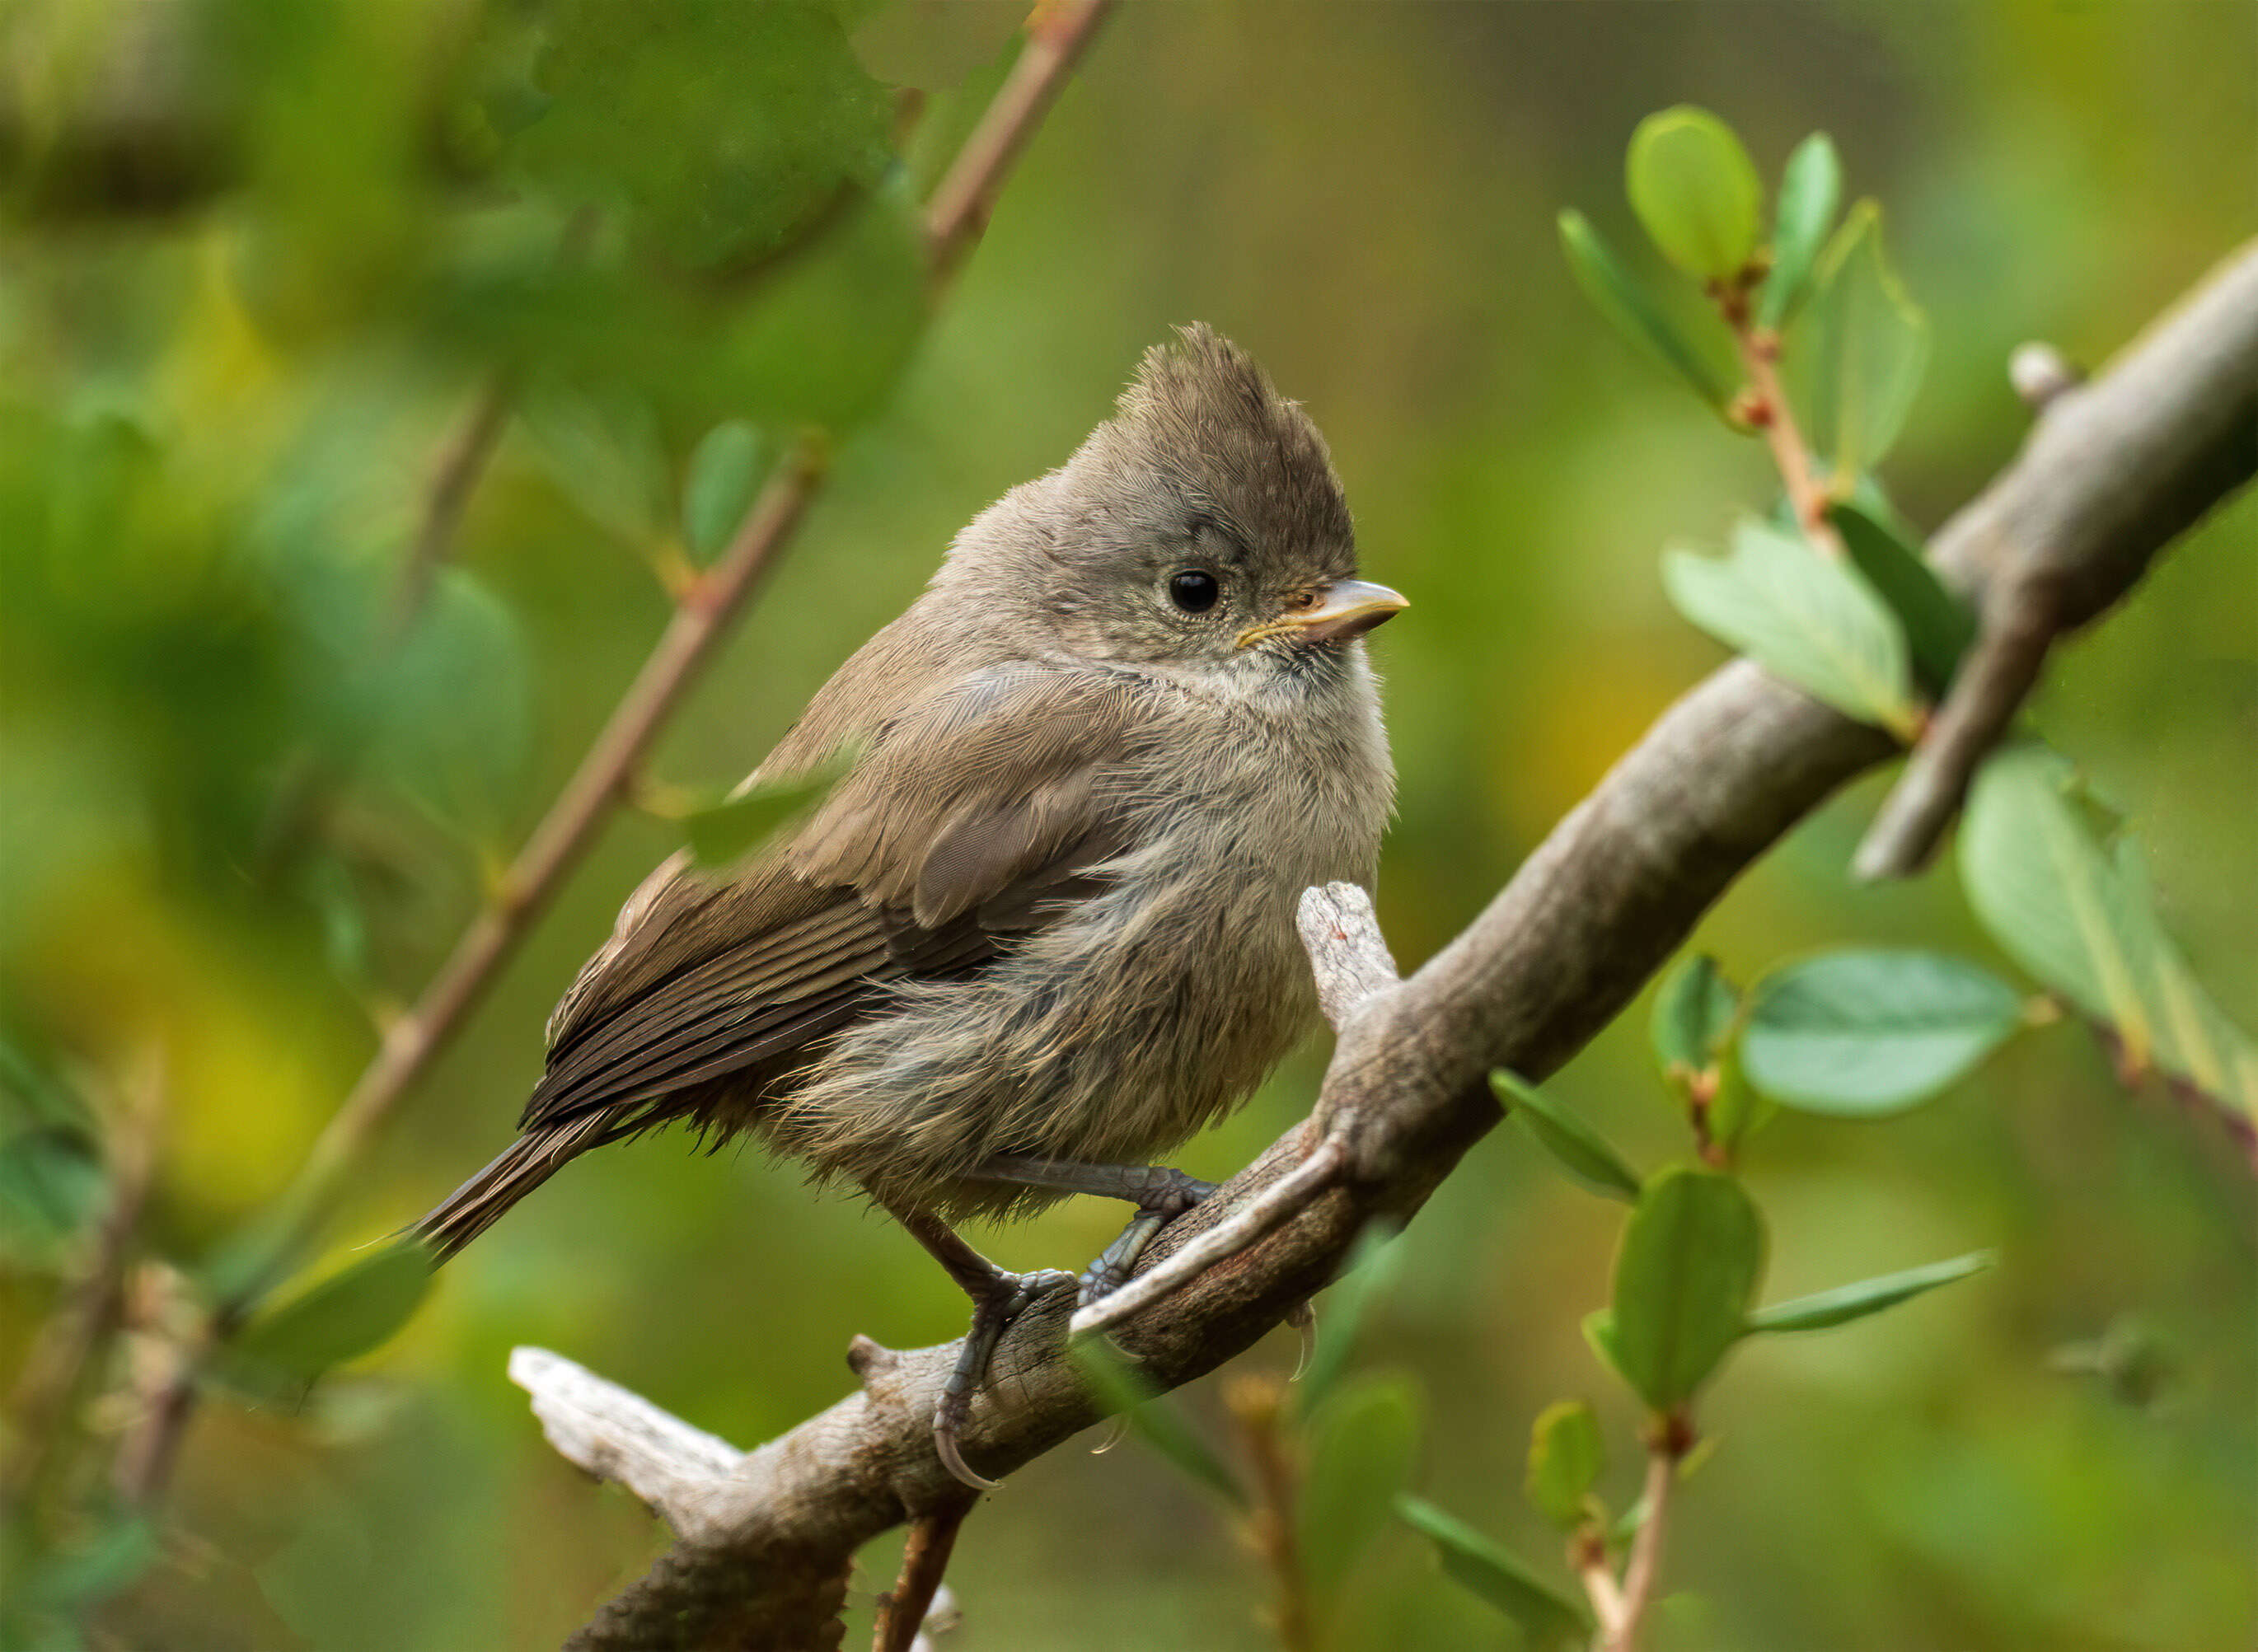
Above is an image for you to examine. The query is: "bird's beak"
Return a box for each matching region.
[1277,578,1409,645]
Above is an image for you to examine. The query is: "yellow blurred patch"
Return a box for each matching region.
[1503,633,1690,838]
[16,863,350,1219]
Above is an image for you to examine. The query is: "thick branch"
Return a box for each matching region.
[527,242,2258,1650]
[1856,243,2258,877]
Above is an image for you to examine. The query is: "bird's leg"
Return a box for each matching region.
[968,1155,1218,1308]
[878,1196,1074,1491]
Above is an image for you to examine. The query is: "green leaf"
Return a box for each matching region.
[1705,1042,1776,1153]
[1608,1168,1766,1410]
[1558,209,1738,412]
[1071,1340,1247,1507]
[1582,1308,1625,1382]
[1625,106,1764,280]
[678,755,855,868]
[1741,950,2026,1116]
[1396,1496,1590,1649]
[1961,745,2258,1122]
[1757,133,1842,330]
[370,568,531,840]
[1299,1374,1422,1609]
[1662,517,1919,737]
[1830,501,1975,695]
[0,1127,105,1266]
[1749,1250,1994,1333]
[1797,199,1930,483]
[1494,1072,1642,1201]
[1525,1400,1606,1529]
[705,179,927,430]
[517,0,892,270]
[519,385,673,549]
[0,1032,93,1134]
[227,1242,433,1392]
[680,420,773,564]
[1650,953,1739,1079]
[1296,1221,1404,1419]
[18,1514,160,1608]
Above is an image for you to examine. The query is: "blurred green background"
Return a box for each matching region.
[3,2,2252,1648]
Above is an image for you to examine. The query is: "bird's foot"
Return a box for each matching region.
[1075,1172,1217,1309]
[935,1266,1076,1491]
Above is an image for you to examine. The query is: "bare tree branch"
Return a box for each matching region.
[516,241,2258,1650]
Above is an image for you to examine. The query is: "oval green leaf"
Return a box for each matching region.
[1830,500,1975,695]
[1295,1221,1404,1420]
[1558,208,1738,411]
[0,1126,106,1266]
[1961,744,2258,1122]
[1626,106,1764,279]
[1071,1339,1247,1508]
[1494,1071,1642,1201]
[1757,132,1842,330]
[1299,1374,1422,1608]
[1525,1399,1606,1529]
[1741,950,2025,1116]
[681,419,773,564]
[230,1241,433,1388]
[1650,952,1739,1079]
[1608,1168,1766,1410]
[1396,1495,1590,1649]
[1748,1249,1995,1333]
[680,753,856,868]
[520,385,672,549]
[1662,517,1919,738]
[1797,199,1930,483]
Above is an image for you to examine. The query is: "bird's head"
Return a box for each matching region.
[943,324,1405,676]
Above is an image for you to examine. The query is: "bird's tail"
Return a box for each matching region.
[412,1116,605,1262]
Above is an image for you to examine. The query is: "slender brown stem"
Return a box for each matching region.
[1600,1419,1691,1652]
[875,1495,975,1652]
[1575,1529,1628,1645]
[923,0,1117,278]
[1226,1374,1314,1652]
[1,1057,165,1510]
[388,371,515,638]
[1736,327,1844,555]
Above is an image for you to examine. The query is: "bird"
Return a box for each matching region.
[414,324,1404,1487]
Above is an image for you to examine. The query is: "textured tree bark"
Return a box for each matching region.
[516,240,2258,1650]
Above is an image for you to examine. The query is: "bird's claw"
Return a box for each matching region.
[934,1266,1075,1491]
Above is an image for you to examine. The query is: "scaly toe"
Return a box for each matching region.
[931,1268,1075,1490]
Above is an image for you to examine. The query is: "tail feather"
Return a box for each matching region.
[413,1117,605,1262]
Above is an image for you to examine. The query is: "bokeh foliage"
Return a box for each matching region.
[2,2,2252,1649]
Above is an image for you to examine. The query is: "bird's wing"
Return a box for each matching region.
[520,661,1159,1135]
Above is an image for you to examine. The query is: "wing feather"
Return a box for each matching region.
[518,662,1156,1136]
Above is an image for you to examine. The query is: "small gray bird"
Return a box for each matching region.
[416,325,1403,1486]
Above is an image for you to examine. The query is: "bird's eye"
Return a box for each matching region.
[1168,569,1221,614]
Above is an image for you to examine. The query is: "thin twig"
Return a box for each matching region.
[875,1494,975,1652]
[1735,324,1843,555]
[388,370,515,638]
[922,0,1116,277]
[1602,1419,1691,1652]
[1227,1374,1314,1652]
[1,1055,166,1509]
[1576,1535,1629,1645]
